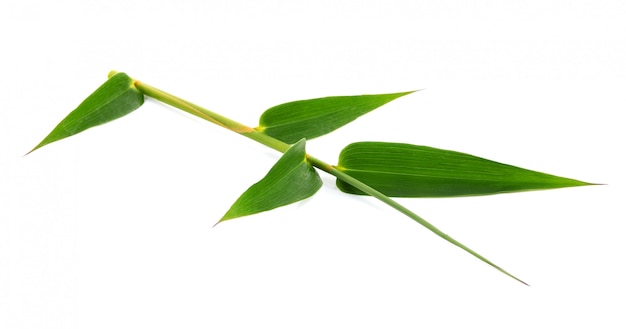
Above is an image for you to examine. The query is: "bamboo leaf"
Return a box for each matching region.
[331,168,529,285]
[28,72,144,154]
[257,91,414,144]
[337,142,592,197]
[219,139,322,223]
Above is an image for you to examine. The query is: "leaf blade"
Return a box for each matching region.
[331,167,528,285]
[258,91,414,144]
[219,139,322,223]
[28,72,144,154]
[337,142,591,197]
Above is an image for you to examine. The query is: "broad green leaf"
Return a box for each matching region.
[219,139,322,223]
[257,91,415,144]
[337,142,591,197]
[28,72,144,154]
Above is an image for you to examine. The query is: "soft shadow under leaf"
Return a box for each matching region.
[27,72,144,154]
[257,91,415,144]
[218,139,322,223]
[337,142,592,197]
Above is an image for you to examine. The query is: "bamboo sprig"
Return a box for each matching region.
[29,71,595,285]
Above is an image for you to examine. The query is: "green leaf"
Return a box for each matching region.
[337,142,591,197]
[257,91,415,144]
[28,72,144,154]
[219,139,322,223]
[331,167,529,285]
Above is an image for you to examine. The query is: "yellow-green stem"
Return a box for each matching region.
[125,72,528,286]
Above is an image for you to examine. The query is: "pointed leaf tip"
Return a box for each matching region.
[27,72,144,155]
[258,91,416,144]
[219,139,322,223]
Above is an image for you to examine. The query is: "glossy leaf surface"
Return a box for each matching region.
[257,91,414,144]
[337,142,591,197]
[220,139,322,222]
[28,72,144,154]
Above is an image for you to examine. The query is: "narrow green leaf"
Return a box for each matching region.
[257,91,415,144]
[219,139,322,223]
[331,167,529,285]
[337,142,592,197]
[28,72,144,154]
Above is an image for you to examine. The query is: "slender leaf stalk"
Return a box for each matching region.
[126,71,527,285]
[109,71,291,154]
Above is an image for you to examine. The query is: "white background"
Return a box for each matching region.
[1,0,625,328]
